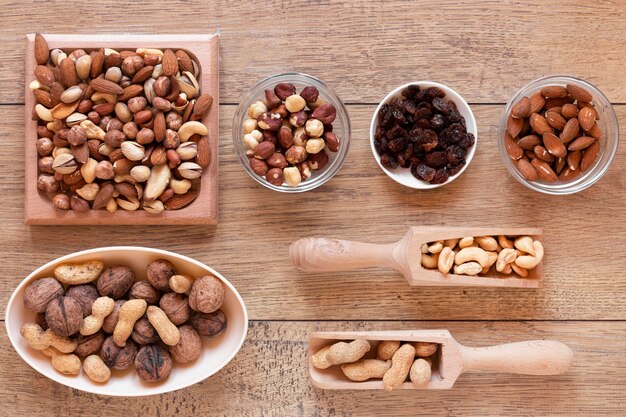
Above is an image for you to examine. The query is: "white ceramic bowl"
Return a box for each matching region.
[369,81,478,189]
[5,247,248,397]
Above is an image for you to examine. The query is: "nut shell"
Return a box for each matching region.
[101,335,138,370]
[131,317,160,345]
[74,331,105,357]
[170,325,202,364]
[65,283,99,317]
[188,275,225,313]
[134,344,173,382]
[159,292,191,325]
[45,296,83,337]
[146,259,176,291]
[102,299,126,334]
[97,266,135,299]
[189,309,227,337]
[128,281,161,305]
[23,277,64,313]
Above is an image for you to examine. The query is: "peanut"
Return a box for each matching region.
[377,340,400,360]
[113,299,147,347]
[20,323,77,353]
[147,305,181,346]
[455,247,490,268]
[51,353,81,375]
[53,260,104,285]
[341,359,391,382]
[169,274,194,294]
[311,339,371,370]
[80,296,115,336]
[383,343,415,391]
[410,358,432,386]
[83,354,111,383]
[437,247,455,274]
[413,342,438,357]
[310,345,333,369]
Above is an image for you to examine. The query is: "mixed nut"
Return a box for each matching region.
[241,83,340,187]
[420,235,544,278]
[20,258,227,383]
[373,85,474,184]
[31,34,213,213]
[505,84,602,182]
[311,338,438,390]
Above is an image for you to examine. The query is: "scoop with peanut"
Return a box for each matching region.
[311,339,438,390]
[420,235,544,278]
[20,258,227,383]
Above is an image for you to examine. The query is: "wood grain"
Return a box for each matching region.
[0,321,624,416]
[1,104,625,320]
[1,1,626,103]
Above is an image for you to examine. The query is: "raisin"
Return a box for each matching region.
[430,113,446,131]
[430,168,449,184]
[403,100,417,115]
[413,164,436,181]
[405,85,420,99]
[419,130,438,152]
[448,111,464,123]
[409,156,421,167]
[424,151,447,168]
[388,124,406,138]
[415,107,432,120]
[415,118,430,129]
[447,160,466,176]
[402,143,414,162]
[380,153,397,169]
[397,154,409,167]
[458,132,475,150]
[426,87,446,99]
[432,97,448,113]
[446,146,466,165]
[388,137,406,153]
[391,108,406,124]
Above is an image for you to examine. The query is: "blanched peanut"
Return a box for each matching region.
[496,248,517,272]
[169,274,194,294]
[514,236,536,255]
[383,344,415,391]
[83,355,111,383]
[475,236,498,251]
[437,247,455,274]
[455,247,490,268]
[458,236,474,248]
[377,340,400,360]
[498,235,514,249]
[410,358,432,386]
[454,262,482,276]
[427,241,443,254]
[414,342,438,357]
[341,359,391,382]
[420,253,439,269]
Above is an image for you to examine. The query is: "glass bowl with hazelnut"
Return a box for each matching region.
[232,73,351,192]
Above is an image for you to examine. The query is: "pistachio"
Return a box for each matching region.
[144,78,156,103]
[176,71,198,99]
[116,196,140,211]
[151,64,163,79]
[75,55,92,80]
[52,147,71,158]
[80,158,98,183]
[121,142,145,161]
[130,165,151,182]
[76,183,100,201]
[143,199,164,214]
[176,142,198,160]
[66,112,87,127]
[61,86,84,103]
[145,164,171,200]
[52,153,78,174]
[50,49,67,66]
[170,178,191,194]
[178,162,202,179]
[105,67,123,83]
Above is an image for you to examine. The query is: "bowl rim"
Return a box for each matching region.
[232,72,351,193]
[369,81,478,189]
[4,246,249,397]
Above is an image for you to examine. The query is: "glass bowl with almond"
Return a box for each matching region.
[499,75,618,194]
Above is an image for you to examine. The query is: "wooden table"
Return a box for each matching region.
[1,1,625,415]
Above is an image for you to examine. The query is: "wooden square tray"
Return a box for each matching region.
[24,34,219,225]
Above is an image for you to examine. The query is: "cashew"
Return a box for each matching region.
[178,121,208,141]
[383,343,415,391]
[145,163,171,200]
[377,340,400,360]
[475,236,498,251]
[147,305,181,346]
[455,247,490,268]
[515,241,544,269]
[514,236,536,256]
[169,274,194,294]
[511,263,529,277]
[90,92,117,104]
[496,248,517,272]
[51,353,81,375]
[501,263,513,274]
[80,158,98,184]
[459,236,474,248]
[420,252,439,269]
[83,355,111,383]
[414,342,438,357]
[76,183,100,201]
[136,48,164,58]
[427,241,443,254]
[20,323,77,353]
[454,262,483,276]
[35,104,54,121]
[486,251,498,267]
[410,358,432,386]
[444,238,459,249]
[498,235,514,249]
[437,247,455,274]
[421,243,429,254]
[79,120,105,140]
[113,299,147,347]
[341,359,392,382]
[80,297,115,336]
[54,260,104,285]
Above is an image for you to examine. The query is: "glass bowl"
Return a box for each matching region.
[499,75,619,195]
[232,73,351,193]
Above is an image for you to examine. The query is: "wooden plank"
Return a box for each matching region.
[1,104,625,320]
[1,1,625,104]
[0,321,624,416]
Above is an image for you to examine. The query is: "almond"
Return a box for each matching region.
[545,97,572,109]
[93,102,115,116]
[531,158,558,182]
[90,78,124,95]
[50,101,79,119]
[34,65,55,87]
[71,143,90,164]
[517,158,538,181]
[566,84,593,102]
[534,145,555,163]
[192,93,213,118]
[529,113,553,135]
[132,65,154,84]
[561,103,578,119]
[559,167,579,181]
[175,50,194,74]
[518,134,541,150]
[112,158,138,175]
[506,114,523,137]
[164,190,198,210]
[90,49,105,78]
[542,132,567,158]
[150,145,168,165]
[528,91,545,114]
[568,136,596,151]
[545,111,566,130]
[58,58,79,88]
[153,111,166,142]
[50,82,64,106]
[511,96,530,118]
[560,118,580,143]
[540,85,568,98]
[34,34,49,65]
[118,84,144,102]
[92,183,114,209]
[196,136,211,169]
[580,140,600,172]
[586,122,602,139]
[578,106,597,132]
[567,150,582,170]
[504,133,523,160]
[162,49,178,77]
[33,89,54,108]
[555,156,566,174]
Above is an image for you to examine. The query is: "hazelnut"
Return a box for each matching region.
[66,126,87,146]
[65,283,100,316]
[38,156,54,174]
[257,112,283,131]
[293,127,308,146]
[305,118,324,138]
[266,168,284,186]
[243,133,259,150]
[285,95,306,113]
[285,145,308,164]
[190,309,227,337]
[127,96,148,114]
[305,138,326,154]
[274,83,296,100]
[289,110,308,128]
[242,118,258,134]
[102,299,126,333]
[36,138,54,156]
[283,166,302,187]
[123,122,139,139]
[121,55,144,77]
[267,152,288,169]
[131,317,160,345]
[311,103,337,124]
[104,130,125,148]
[297,162,312,180]
[36,312,48,330]
[249,129,263,142]
[159,292,191,325]
[97,266,135,299]
[324,131,340,152]
[188,275,225,313]
[247,101,267,119]
[253,141,275,160]
[250,158,269,176]
[308,150,329,170]
[105,118,124,132]
[101,335,138,370]
[129,281,161,305]
[153,76,172,97]
[70,195,90,212]
[300,86,319,103]
[134,345,172,382]
[166,111,182,130]
[164,129,180,149]
[74,331,105,357]
[95,160,115,179]
[273,103,288,118]
[278,126,294,148]
[264,89,281,108]
[170,325,202,364]
[45,296,83,337]
[23,277,64,313]
[146,259,176,291]
[52,193,71,210]
[37,174,59,193]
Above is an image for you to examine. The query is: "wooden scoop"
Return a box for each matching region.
[309,330,573,390]
[290,226,544,288]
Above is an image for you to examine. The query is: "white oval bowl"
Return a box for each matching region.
[369,81,478,189]
[5,246,248,397]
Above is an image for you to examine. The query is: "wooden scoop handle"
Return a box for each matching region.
[289,237,402,272]
[460,340,573,375]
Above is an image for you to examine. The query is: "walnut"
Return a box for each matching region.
[134,345,172,382]
[131,317,159,345]
[23,277,64,313]
[97,266,135,299]
[128,281,161,305]
[65,283,99,316]
[188,275,224,313]
[35,312,48,330]
[74,331,105,357]
[45,296,83,337]
[170,325,202,364]
[159,293,191,325]
[101,299,126,334]
[101,335,138,370]
[190,309,227,337]
[146,259,176,291]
